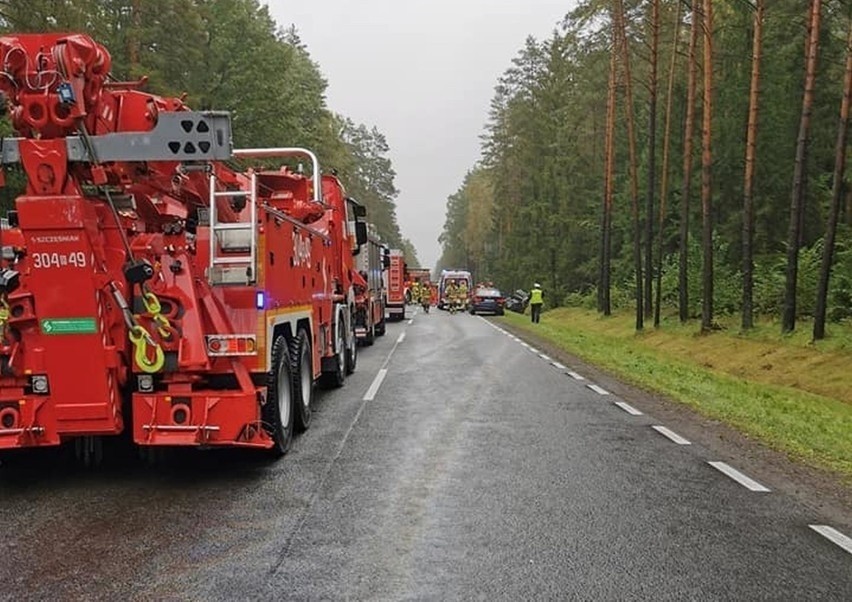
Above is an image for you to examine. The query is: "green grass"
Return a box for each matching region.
[499,308,852,479]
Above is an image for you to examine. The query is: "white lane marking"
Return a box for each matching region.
[521,343,530,348]
[274,333,400,569]
[397,332,406,343]
[363,368,388,401]
[652,425,691,445]
[528,347,540,353]
[614,401,643,415]
[707,461,770,492]
[539,354,552,361]
[407,319,414,325]
[552,361,567,370]
[567,371,586,381]
[587,384,609,395]
[809,525,852,555]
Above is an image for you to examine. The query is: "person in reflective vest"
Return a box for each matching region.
[529,283,544,323]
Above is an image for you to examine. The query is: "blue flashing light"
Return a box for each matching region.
[256,291,266,310]
[57,82,75,105]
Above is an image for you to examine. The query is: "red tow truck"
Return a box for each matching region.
[0,33,366,461]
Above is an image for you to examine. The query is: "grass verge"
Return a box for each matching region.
[499,308,852,479]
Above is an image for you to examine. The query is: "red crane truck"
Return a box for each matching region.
[0,33,366,462]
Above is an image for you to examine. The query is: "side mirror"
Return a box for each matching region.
[355,221,368,246]
[382,248,391,269]
[347,197,367,218]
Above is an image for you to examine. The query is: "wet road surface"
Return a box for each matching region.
[2,309,851,600]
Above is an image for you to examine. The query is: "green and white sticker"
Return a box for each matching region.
[40,318,98,335]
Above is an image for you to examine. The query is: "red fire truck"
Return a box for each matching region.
[0,33,366,462]
[385,249,407,321]
[353,224,388,345]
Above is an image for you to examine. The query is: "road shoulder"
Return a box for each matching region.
[498,318,852,532]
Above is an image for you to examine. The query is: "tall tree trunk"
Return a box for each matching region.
[742,0,765,331]
[128,0,142,72]
[614,0,643,330]
[644,0,660,319]
[655,0,682,328]
[782,0,822,334]
[600,40,618,316]
[813,16,852,341]
[700,0,715,332]
[679,0,700,323]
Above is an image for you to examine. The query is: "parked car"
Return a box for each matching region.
[504,289,529,314]
[470,287,505,315]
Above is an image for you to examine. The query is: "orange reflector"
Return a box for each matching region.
[206,335,258,356]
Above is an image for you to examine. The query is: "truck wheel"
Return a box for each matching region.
[264,335,295,456]
[375,319,386,336]
[321,313,346,389]
[291,328,313,433]
[74,436,103,468]
[345,315,357,375]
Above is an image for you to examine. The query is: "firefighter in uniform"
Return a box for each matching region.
[457,280,469,312]
[445,281,458,313]
[529,283,544,323]
[418,280,431,312]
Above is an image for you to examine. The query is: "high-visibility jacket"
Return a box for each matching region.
[530,288,543,305]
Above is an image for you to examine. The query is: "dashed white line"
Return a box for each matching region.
[397,332,406,343]
[521,343,530,349]
[567,371,586,381]
[528,347,540,354]
[809,525,852,555]
[407,319,414,325]
[363,368,388,401]
[538,354,552,361]
[651,425,691,445]
[551,361,567,370]
[708,461,770,492]
[587,384,609,395]
[614,401,643,416]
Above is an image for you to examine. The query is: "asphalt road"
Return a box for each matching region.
[1,308,850,600]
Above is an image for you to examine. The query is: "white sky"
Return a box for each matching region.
[266,1,576,268]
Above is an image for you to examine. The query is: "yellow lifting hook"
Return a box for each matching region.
[129,324,165,373]
[141,290,173,339]
[0,297,9,331]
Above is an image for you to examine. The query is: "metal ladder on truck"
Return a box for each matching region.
[207,173,258,285]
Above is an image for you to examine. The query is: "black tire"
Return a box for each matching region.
[345,312,357,375]
[375,318,386,336]
[263,335,295,456]
[364,323,375,346]
[291,328,313,433]
[321,312,346,389]
[74,436,104,468]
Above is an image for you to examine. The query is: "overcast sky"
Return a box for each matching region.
[266,1,576,269]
